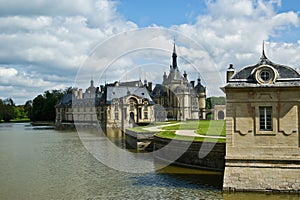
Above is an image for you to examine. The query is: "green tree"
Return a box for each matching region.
[64,87,75,94]
[0,99,4,121]
[2,98,17,122]
[15,105,26,119]
[206,96,225,109]
[30,90,64,121]
[24,100,32,117]
[30,94,45,121]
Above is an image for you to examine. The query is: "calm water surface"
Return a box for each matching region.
[0,123,298,199]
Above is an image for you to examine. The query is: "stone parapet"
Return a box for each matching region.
[153,136,225,171]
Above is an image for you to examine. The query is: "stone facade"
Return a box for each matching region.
[151,43,206,121]
[56,80,155,129]
[222,47,300,192]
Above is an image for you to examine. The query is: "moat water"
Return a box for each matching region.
[0,123,298,199]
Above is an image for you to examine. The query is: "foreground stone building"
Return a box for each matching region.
[223,47,300,192]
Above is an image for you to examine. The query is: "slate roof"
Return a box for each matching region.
[151,84,166,98]
[105,86,154,104]
[228,52,300,87]
[119,80,143,87]
[58,93,73,106]
[194,80,206,93]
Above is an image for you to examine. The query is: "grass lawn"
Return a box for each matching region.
[0,118,30,123]
[128,120,226,142]
[162,120,226,137]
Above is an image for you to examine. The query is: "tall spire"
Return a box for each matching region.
[173,36,176,54]
[90,78,94,87]
[172,38,177,69]
[260,40,267,60]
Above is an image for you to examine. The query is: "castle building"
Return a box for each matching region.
[151,44,206,121]
[55,80,155,129]
[56,44,207,128]
[222,46,300,191]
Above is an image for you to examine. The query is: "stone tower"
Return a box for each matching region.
[194,78,206,119]
[151,43,206,120]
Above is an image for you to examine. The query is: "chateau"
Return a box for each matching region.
[151,44,206,121]
[55,44,207,128]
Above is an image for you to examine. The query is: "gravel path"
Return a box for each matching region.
[142,123,225,139]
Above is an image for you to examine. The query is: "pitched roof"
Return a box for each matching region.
[106,86,154,103]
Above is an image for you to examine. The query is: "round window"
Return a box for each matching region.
[254,65,278,85]
[260,70,270,81]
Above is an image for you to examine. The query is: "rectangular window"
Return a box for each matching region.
[144,112,148,119]
[144,105,148,111]
[259,107,272,131]
[115,112,119,120]
[130,103,134,111]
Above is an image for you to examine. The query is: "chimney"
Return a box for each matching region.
[226,64,235,83]
[78,89,83,99]
[183,71,187,79]
[163,72,167,82]
[73,89,78,99]
[148,82,152,92]
[190,81,195,87]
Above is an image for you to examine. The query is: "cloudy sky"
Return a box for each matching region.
[0,0,300,104]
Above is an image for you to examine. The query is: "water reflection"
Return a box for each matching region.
[0,123,299,199]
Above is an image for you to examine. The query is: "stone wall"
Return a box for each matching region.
[223,163,300,192]
[153,136,225,171]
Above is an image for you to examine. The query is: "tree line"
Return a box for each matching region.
[1,87,225,122]
[0,98,23,122]
[0,87,73,122]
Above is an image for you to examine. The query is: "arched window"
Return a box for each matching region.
[218,111,225,120]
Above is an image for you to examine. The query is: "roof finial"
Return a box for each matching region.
[172,36,177,69]
[261,40,267,60]
[173,36,176,54]
[90,75,94,87]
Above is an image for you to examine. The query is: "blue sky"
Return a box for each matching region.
[117,0,300,42]
[117,0,207,27]
[0,0,300,104]
[117,0,300,27]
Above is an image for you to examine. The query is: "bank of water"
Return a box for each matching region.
[0,123,298,199]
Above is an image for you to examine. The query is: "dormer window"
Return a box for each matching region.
[254,65,278,85]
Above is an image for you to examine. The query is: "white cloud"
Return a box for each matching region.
[174,0,299,70]
[0,67,18,77]
[0,0,138,104]
[0,0,299,104]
